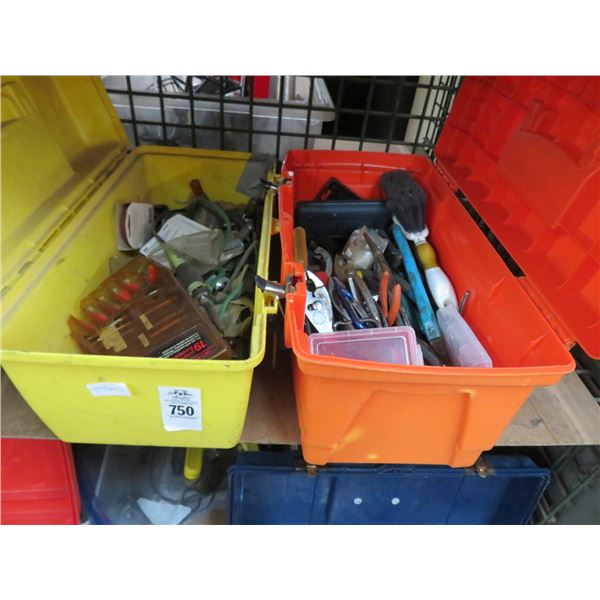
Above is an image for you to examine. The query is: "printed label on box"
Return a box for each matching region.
[87,382,131,397]
[159,386,202,432]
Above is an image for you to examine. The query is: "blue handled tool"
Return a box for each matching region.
[391,222,448,363]
[329,277,381,330]
[337,286,367,330]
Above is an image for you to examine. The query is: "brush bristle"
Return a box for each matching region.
[380,170,426,235]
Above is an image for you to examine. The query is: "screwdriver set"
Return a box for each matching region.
[68,256,231,360]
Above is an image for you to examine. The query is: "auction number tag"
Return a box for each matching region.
[158,386,202,432]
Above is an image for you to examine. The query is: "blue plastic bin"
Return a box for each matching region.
[228,452,549,525]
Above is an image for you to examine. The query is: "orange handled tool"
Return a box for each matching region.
[379,272,402,326]
[387,282,401,326]
[379,270,390,317]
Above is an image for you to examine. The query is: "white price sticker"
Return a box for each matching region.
[159,386,202,432]
[87,382,131,397]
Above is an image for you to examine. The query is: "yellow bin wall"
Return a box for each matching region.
[1,146,275,447]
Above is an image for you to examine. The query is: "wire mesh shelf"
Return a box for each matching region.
[102,75,461,162]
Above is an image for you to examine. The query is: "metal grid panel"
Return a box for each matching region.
[103,76,461,161]
[533,446,600,524]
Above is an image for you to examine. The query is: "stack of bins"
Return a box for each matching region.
[0,77,276,449]
[277,76,599,467]
[1,439,81,525]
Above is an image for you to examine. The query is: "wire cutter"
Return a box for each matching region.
[329,277,378,330]
[363,232,401,326]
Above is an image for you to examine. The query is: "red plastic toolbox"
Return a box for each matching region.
[1,438,81,525]
[278,76,599,467]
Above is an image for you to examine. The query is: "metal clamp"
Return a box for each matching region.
[294,459,320,477]
[305,271,333,333]
[475,459,495,479]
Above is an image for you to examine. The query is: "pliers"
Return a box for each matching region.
[363,231,401,327]
[313,245,333,278]
[379,270,401,326]
[329,277,378,330]
[305,270,334,333]
[350,275,383,327]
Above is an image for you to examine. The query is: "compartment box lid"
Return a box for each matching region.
[228,452,549,524]
[435,76,600,357]
[1,76,128,297]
